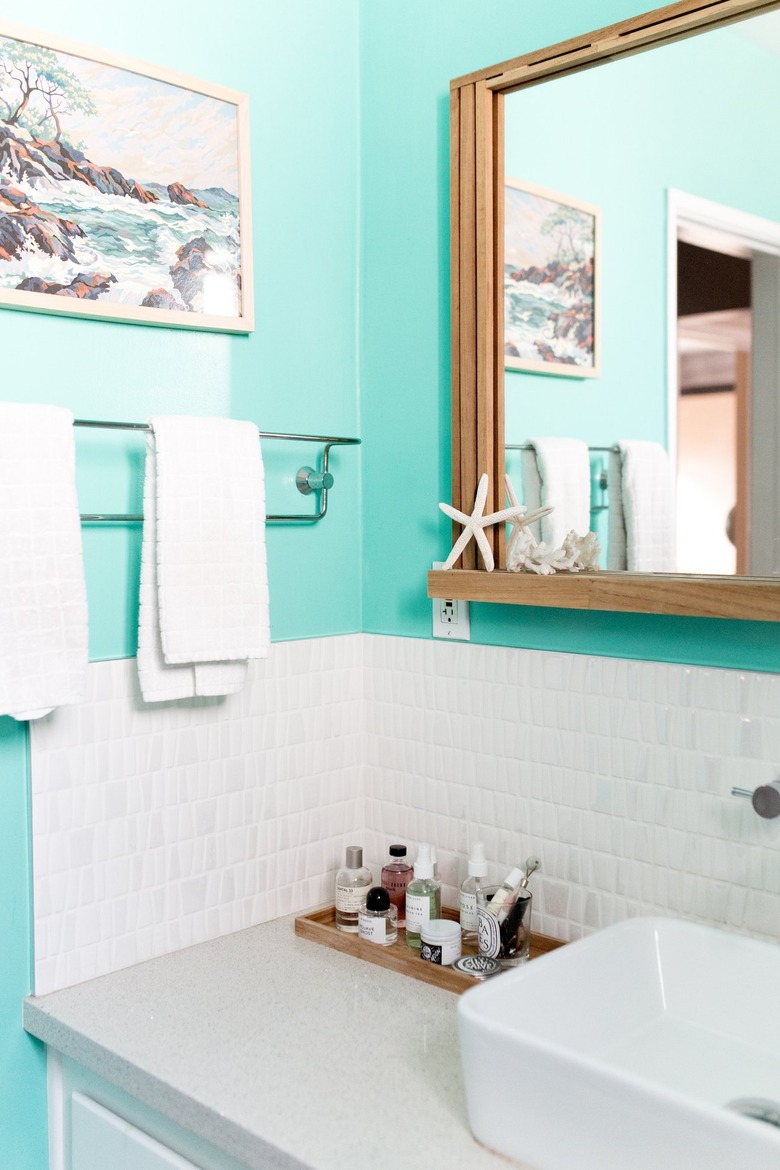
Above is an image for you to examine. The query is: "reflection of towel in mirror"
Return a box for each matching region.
[607,440,675,572]
[520,438,591,548]
[137,416,270,703]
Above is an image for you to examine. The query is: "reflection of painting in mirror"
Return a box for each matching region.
[503,11,780,576]
[504,179,599,377]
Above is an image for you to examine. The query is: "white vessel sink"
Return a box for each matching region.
[458,916,780,1170]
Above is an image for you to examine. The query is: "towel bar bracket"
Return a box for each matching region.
[296,467,335,495]
[72,420,360,525]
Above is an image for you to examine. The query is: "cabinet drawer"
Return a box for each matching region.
[72,1093,202,1170]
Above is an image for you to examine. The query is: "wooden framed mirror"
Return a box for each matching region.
[428,0,780,621]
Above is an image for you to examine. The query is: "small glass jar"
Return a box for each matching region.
[420,918,462,966]
[477,884,532,966]
[358,886,398,946]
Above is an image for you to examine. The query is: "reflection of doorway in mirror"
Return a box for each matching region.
[676,244,751,576]
[671,191,780,578]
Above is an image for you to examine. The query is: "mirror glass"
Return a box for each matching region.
[503,10,780,576]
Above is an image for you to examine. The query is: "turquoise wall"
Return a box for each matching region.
[4,0,362,661]
[0,719,47,1170]
[4,2,780,1166]
[359,0,780,673]
[1,1,360,1164]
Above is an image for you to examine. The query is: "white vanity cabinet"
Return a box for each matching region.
[72,1094,201,1170]
[50,1053,254,1170]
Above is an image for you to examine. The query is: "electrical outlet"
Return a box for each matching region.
[432,562,470,640]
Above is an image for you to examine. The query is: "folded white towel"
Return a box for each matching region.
[607,440,676,572]
[520,437,591,548]
[137,416,269,702]
[0,403,88,720]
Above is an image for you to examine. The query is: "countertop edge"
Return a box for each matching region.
[23,998,309,1170]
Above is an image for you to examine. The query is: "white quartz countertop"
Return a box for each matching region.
[24,914,531,1170]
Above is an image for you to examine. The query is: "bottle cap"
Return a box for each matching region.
[389,844,407,858]
[413,842,434,879]
[468,842,488,877]
[504,866,523,889]
[345,845,363,869]
[366,886,390,912]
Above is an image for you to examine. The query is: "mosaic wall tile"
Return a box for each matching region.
[31,639,364,994]
[31,633,780,994]
[362,637,780,946]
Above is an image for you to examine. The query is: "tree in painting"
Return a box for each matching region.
[1,40,97,141]
[540,205,592,266]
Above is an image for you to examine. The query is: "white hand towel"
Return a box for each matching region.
[607,440,676,572]
[520,437,591,548]
[0,403,88,720]
[137,416,269,702]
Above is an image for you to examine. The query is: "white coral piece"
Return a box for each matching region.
[507,526,601,575]
[561,529,601,572]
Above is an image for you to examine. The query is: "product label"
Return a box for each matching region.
[381,870,411,898]
[478,906,502,959]
[335,883,369,913]
[358,914,387,944]
[405,892,432,933]
[459,891,478,931]
[421,936,462,966]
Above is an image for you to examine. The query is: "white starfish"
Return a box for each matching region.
[504,473,555,559]
[439,473,527,571]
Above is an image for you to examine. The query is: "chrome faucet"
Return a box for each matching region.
[731,779,780,819]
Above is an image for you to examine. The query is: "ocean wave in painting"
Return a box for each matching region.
[0,176,240,312]
[505,265,594,368]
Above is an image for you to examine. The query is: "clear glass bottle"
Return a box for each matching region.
[358,886,398,946]
[380,844,413,926]
[459,841,488,944]
[405,843,441,950]
[486,865,524,923]
[335,845,373,932]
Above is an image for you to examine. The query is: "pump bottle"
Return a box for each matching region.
[459,842,488,943]
[405,843,441,950]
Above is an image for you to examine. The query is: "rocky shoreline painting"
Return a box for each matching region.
[0,27,251,330]
[505,178,599,377]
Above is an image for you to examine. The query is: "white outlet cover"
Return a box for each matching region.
[431,562,470,640]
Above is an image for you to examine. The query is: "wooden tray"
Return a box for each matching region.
[294,905,564,995]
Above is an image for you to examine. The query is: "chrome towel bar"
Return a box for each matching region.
[73,418,360,524]
[505,441,615,507]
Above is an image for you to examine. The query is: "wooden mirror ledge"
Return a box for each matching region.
[428,569,780,621]
[446,0,780,622]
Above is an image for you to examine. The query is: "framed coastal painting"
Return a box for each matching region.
[0,23,252,332]
[504,178,599,377]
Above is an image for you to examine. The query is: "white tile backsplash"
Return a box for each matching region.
[31,633,780,995]
[31,638,364,994]
[362,636,780,946]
